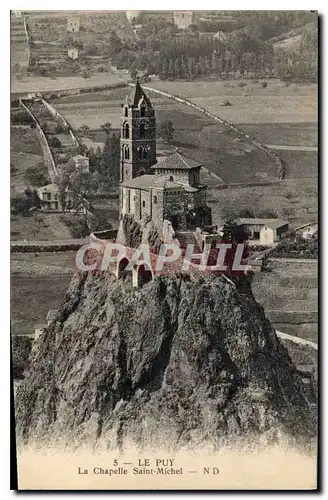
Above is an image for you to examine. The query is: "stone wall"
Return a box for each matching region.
[19,98,58,180]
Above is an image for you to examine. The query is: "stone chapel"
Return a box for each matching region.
[119,81,212,233]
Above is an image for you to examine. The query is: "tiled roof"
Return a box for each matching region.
[235,218,289,230]
[153,151,203,170]
[121,175,183,190]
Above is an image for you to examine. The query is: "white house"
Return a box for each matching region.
[234,218,289,246]
[67,17,80,33]
[37,183,75,212]
[68,47,79,60]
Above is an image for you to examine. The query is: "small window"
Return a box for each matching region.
[123,122,129,139]
[153,195,158,204]
[47,193,51,200]
[140,106,145,117]
[142,201,146,208]
[125,107,128,117]
[253,231,260,239]
[140,123,145,138]
[169,176,174,181]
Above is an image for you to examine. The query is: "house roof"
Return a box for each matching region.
[235,218,289,230]
[128,80,152,108]
[37,183,59,193]
[153,151,203,170]
[73,154,88,160]
[121,175,182,190]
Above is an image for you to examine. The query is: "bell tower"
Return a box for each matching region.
[120,80,156,183]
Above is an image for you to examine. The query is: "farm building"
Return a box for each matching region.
[67,17,80,33]
[234,218,289,246]
[173,11,193,30]
[298,223,318,240]
[68,47,79,60]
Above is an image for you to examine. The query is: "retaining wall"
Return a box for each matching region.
[19,98,58,179]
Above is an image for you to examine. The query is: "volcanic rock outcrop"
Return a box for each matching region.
[15,272,315,450]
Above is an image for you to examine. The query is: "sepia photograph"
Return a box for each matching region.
[10,8,318,491]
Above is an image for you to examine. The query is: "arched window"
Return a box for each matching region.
[123,122,129,139]
[169,175,174,181]
[122,145,130,160]
[124,107,128,117]
[140,123,145,138]
[140,106,145,117]
[142,201,146,207]
[153,195,158,204]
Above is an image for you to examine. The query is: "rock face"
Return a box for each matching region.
[15,272,315,450]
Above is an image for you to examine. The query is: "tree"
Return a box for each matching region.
[25,162,50,187]
[69,171,97,212]
[160,120,174,144]
[221,220,250,244]
[79,124,90,136]
[100,122,112,135]
[47,136,61,148]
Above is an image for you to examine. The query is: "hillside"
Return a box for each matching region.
[15,272,315,450]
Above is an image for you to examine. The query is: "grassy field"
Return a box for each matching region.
[11,274,72,331]
[148,79,317,125]
[11,126,43,156]
[208,177,318,226]
[239,123,318,147]
[11,212,86,241]
[11,151,44,193]
[11,126,45,194]
[252,260,318,343]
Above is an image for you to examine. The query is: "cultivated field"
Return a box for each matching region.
[252,260,318,342]
[11,71,129,95]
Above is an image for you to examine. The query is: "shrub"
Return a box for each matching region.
[261,81,268,88]
[82,70,92,79]
[48,136,62,148]
[55,123,67,134]
[238,81,246,87]
[25,163,50,187]
[222,100,232,106]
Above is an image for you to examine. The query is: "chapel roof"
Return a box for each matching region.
[121,174,182,190]
[152,151,203,170]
